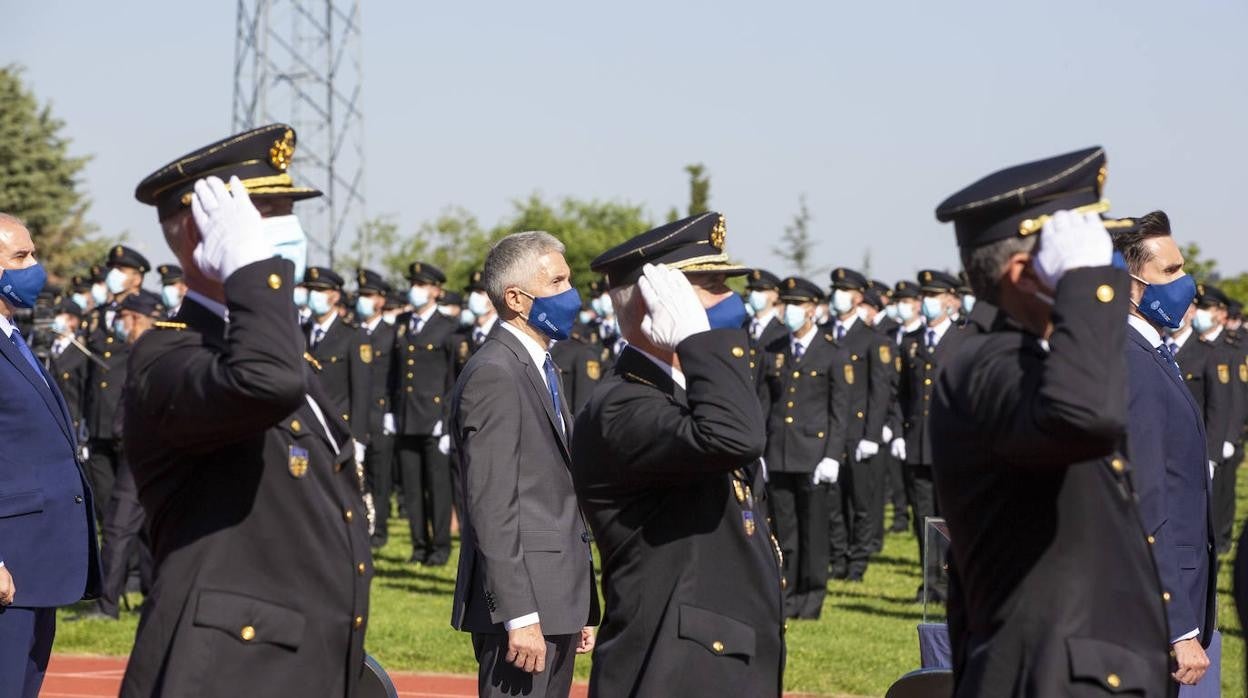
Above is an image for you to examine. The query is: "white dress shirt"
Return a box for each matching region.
[632,347,688,390]
[790,323,818,357]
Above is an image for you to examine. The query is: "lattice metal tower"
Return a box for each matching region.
[233,0,364,267]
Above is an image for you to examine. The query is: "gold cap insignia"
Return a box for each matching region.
[710,214,726,250]
[413,263,422,274]
[837,269,845,279]
[787,278,796,289]
[1096,164,1108,195]
[359,271,367,285]
[309,268,319,279]
[269,129,295,172]
[1198,284,1205,296]
[752,270,760,280]
[923,271,932,282]
[113,245,124,257]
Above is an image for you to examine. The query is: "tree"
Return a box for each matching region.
[772,195,817,276]
[1180,243,1218,284]
[685,163,710,216]
[0,65,110,283]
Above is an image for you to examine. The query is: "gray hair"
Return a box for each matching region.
[609,283,638,337]
[959,235,1037,304]
[0,212,26,235]
[482,231,566,311]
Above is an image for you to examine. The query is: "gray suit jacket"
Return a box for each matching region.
[450,325,600,635]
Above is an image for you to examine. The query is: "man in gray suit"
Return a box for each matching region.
[450,231,600,697]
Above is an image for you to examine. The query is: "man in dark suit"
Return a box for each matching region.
[125,125,371,697]
[895,269,968,602]
[572,213,785,697]
[302,266,371,446]
[391,261,460,565]
[931,147,1173,697]
[450,231,598,698]
[356,269,398,547]
[759,276,848,617]
[48,298,91,439]
[0,212,101,698]
[1114,211,1216,692]
[825,267,892,581]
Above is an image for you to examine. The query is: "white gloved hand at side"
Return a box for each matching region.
[1224,441,1235,461]
[190,176,273,282]
[432,419,444,437]
[353,440,366,466]
[383,413,396,436]
[881,425,893,444]
[637,263,711,352]
[438,434,450,455]
[1209,460,1217,480]
[1031,210,1113,292]
[891,438,907,461]
[855,439,879,461]
[812,458,840,485]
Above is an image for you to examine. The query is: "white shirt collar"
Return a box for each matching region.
[500,322,554,386]
[631,346,687,390]
[0,313,14,339]
[1204,325,1224,343]
[752,309,776,335]
[313,312,337,335]
[791,323,818,352]
[186,289,228,321]
[926,316,953,344]
[835,314,859,333]
[1170,326,1192,350]
[1127,314,1163,349]
[363,315,383,333]
[476,314,498,336]
[415,304,438,323]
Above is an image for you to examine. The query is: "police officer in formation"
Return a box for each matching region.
[356,269,399,547]
[302,266,372,446]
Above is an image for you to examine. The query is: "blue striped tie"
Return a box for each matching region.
[10,330,48,387]
[543,353,564,437]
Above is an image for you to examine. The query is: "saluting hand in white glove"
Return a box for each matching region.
[1031,210,1113,292]
[190,175,274,282]
[637,263,711,352]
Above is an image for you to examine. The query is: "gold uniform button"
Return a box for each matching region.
[426,344,434,351]
[787,401,794,408]
[924,378,932,386]
[62,372,70,380]
[1096,284,1115,303]
[731,346,745,358]
[342,414,350,422]
[104,351,112,358]
[785,416,794,424]
[1106,673,1121,689]
[1111,458,1125,473]
[407,372,414,379]
[344,508,355,523]
[856,411,864,419]
[240,625,256,641]
[433,396,442,404]
[711,641,725,654]
[1162,591,1171,602]
[378,398,385,405]
[357,562,367,575]
[407,358,415,366]
[817,431,825,439]
[408,345,416,352]
[100,381,108,388]
[290,419,301,432]
[1147,535,1156,545]
[792,371,800,378]
[407,386,414,393]
[268,273,282,290]
[353,616,364,630]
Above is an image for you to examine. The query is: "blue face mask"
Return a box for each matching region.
[162,285,183,309]
[72,292,89,310]
[262,215,308,281]
[308,290,333,316]
[293,286,309,308]
[91,283,109,306]
[748,290,771,313]
[1131,273,1196,330]
[0,263,47,308]
[106,267,129,295]
[921,296,946,322]
[522,287,581,341]
[355,295,377,320]
[459,308,476,328]
[706,293,749,330]
[962,295,976,314]
[52,316,69,335]
[783,304,809,332]
[408,286,430,309]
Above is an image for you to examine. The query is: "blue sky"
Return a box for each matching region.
[7,1,1246,285]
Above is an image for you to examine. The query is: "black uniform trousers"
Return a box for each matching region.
[883,450,909,532]
[471,632,576,698]
[365,433,395,545]
[768,472,829,619]
[1214,450,1240,554]
[86,438,121,523]
[96,457,152,617]
[904,463,945,600]
[397,433,452,562]
[840,454,877,577]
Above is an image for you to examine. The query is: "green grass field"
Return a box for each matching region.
[57,469,1248,697]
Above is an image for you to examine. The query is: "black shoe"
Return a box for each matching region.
[68,608,117,622]
[423,552,450,567]
[408,551,426,564]
[847,572,864,583]
[829,567,849,580]
[889,523,909,534]
[370,535,388,550]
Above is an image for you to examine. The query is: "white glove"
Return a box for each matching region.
[812,458,840,485]
[637,263,711,352]
[881,425,893,444]
[758,457,768,482]
[80,445,90,462]
[383,413,396,436]
[1209,460,1216,480]
[1223,441,1235,460]
[438,434,451,455]
[353,439,366,466]
[891,437,907,461]
[855,439,879,461]
[432,419,443,437]
[1031,210,1113,292]
[190,175,273,282]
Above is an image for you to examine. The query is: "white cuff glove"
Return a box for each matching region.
[432,419,444,437]
[812,458,840,485]
[1209,460,1216,480]
[438,434,451,455]
[881,425,893,444]
[758,457,768,483]
[891,437,907,462]
[1031,210,1112,292]
[637,263,711,352]
[80,445,90,462]
[855,439,879,461]
[353,440,366,466]
[190,176,273,282]
[1223,441,1235,460]
[383,413,396,436]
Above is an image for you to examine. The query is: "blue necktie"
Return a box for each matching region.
[926,329,936,352]
[1157,345,1183,380]
[543,353,564,436]
[793,343,805,361]
[10,330,48,387]
[312,327,325,348]
[835,323,846,341]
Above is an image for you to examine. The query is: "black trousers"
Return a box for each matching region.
[364,433,395,543]
[397,434,452,560]
[96,458,152,617]
[885,449,910,531]
[768,472,830,619]
[86,438,121,523]
[904,463,946,599]
[840,455,878,577]
[868,451,889,551]
[471,632,576,698]
[1214,452,1240,554]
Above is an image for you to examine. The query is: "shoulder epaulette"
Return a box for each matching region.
[154,321,188,331]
